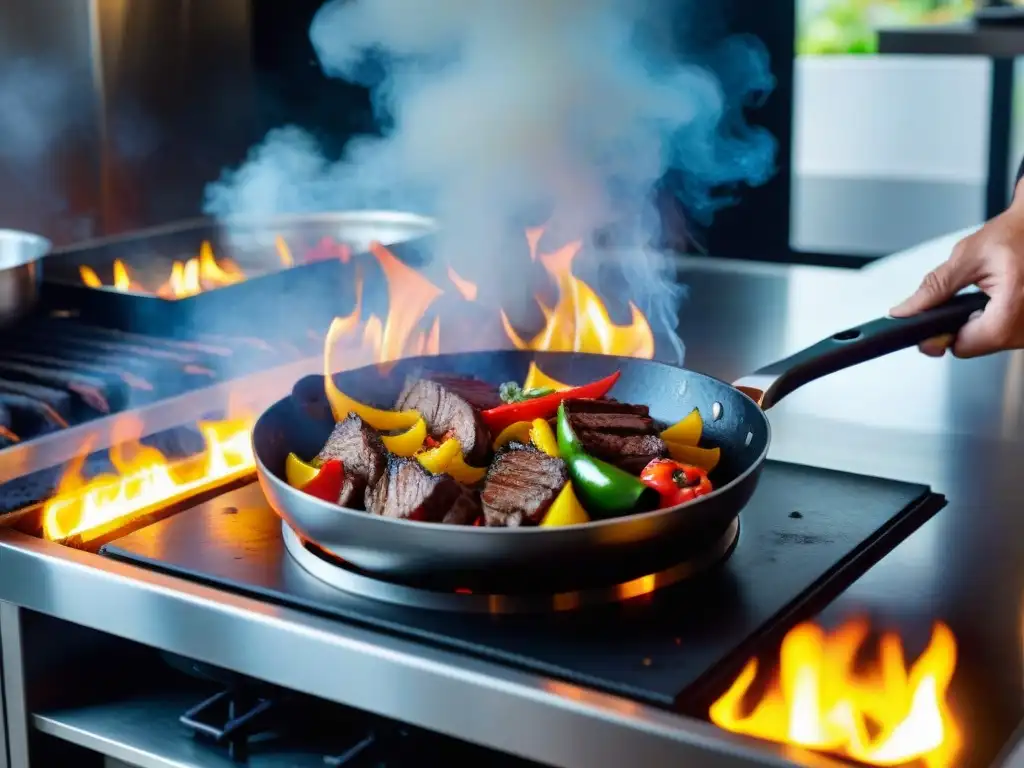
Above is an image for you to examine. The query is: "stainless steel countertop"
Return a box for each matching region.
[3,228,1023,767]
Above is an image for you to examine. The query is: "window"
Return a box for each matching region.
[798,0,973,56]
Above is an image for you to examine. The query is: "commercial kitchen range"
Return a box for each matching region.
[0,216,1019,768]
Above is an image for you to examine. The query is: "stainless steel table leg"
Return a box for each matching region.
[0,604,28,768]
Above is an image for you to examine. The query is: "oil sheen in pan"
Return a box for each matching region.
[281,518,740,614]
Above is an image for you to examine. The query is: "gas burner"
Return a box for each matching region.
[281,518,740,614]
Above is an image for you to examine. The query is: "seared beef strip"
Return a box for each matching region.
[366,456,481,524]
[577,432,668,474]
[561,398,650,416]
[395,374,501,464]
[481,442,568,527]
[564,398,667,474]
[315,413,387,508]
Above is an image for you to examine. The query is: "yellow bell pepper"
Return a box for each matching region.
[325,375,420,430]
[529,418,559,457]
[661,408,702,446]
[381,417,426,456]
[492,421,533,450]
[416,438,462,474]
[285,452,320,489]
[415,438,486,484]
[664,442,720,472]
[540,482,590,527]
[445,453,487,485]
[523,361,570,392]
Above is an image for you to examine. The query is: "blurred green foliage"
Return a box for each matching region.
[798,0,974,55]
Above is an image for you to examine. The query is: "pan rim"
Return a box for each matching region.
[253,351,770,534]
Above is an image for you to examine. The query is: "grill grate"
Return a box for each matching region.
[0,314,320,448]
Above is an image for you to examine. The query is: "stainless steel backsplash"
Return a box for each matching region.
[0,0,255,246]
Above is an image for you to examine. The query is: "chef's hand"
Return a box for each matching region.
[890,186,1024,358]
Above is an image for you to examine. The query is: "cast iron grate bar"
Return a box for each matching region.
[0,315,319,449]
[180,687,277,762]
[178,685,415,765]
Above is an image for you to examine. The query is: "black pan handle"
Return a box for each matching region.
[732,291,990,410]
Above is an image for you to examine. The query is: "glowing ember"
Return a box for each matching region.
[501,228,654,358]
[77,238,294,299]
[709,618,960,767]
[42,417,255,542]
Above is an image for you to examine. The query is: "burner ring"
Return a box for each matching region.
[282,518,739,614]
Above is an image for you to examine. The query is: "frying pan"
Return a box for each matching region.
[0,229,49,327]
[253,291,988,592]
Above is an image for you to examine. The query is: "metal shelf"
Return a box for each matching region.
[33,691,328,768]
[878,21,1024,57]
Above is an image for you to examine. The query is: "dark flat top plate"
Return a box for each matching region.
[103,461,940,708]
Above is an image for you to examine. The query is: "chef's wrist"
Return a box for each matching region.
[1011,175,1024,213]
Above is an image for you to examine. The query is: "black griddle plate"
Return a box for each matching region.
[102,460,943,709]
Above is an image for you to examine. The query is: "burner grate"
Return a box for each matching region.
[0,314,320,451]
[176,680,428,765]
[0,313,322,520]
[180,687,277,762]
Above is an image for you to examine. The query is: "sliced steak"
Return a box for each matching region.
[564,398,666,473]
[315,414,387,508]
[366,456,481,524]
[564,397,654,433]
[395,375,500,464]
[481,443,568,527]
[562,398,649,416]
[577,431,667,474]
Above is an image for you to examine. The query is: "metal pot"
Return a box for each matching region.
[0,229,49,327]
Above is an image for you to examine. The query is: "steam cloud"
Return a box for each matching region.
[0,60,71,163]
[204,0,777,361]
[0,58,91,239]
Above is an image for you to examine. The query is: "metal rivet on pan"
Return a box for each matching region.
[744,431,753,446]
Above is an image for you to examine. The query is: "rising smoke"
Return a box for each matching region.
[204,0,777,361]
[0,58,88,239]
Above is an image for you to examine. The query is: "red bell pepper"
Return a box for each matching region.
[300,459,345,502]
[640,459,713,509]
[480,370,621,435]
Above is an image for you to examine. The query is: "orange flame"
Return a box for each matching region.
[55,226,658,542]
[324,242,444,371]
[78,239,295,299]
[710,618,960,767]
[447,265,478,301]
[41,416,255,542]
[501,229,654,358]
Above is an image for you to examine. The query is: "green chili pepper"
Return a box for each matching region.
[556,402,658,518]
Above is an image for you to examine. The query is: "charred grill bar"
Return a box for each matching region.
[0,220,1022,768]
[0,317,314,448]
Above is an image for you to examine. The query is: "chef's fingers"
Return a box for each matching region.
[952,305,1011,358]
[918,334,954,357]
[890,239,977,317]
